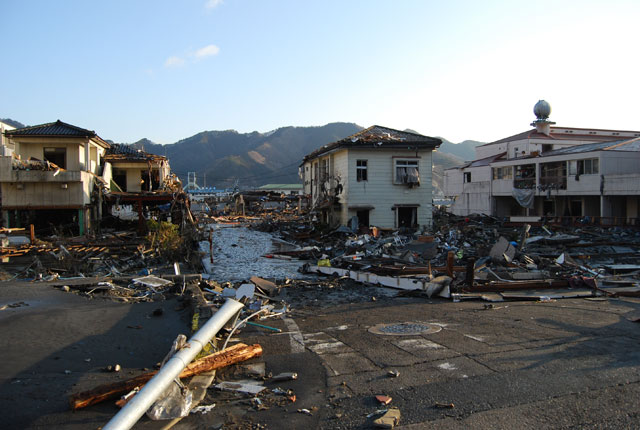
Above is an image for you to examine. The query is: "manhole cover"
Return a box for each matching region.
[368,322,442,336]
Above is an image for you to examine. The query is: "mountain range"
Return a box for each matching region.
[2,119,484,194]
[130,123,483,195]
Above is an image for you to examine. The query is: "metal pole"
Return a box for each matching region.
[103,299,244,430]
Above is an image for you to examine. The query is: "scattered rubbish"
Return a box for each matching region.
[215,381,266,395]
[146,379,193,420]
[434,402,455,409]
[105,364,121,373]
[376,395,392,405]
[115,388,140,408]
[373,407,401,428]
[387,370,400,378]
[190,403,216,414]
[270,372,298,382]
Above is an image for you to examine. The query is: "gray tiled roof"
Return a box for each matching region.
[5,119,110,148]
[5,120,97,137]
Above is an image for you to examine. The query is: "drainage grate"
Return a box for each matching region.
[368,322,442,336]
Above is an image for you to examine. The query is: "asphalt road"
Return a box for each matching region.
[1,280,640,429]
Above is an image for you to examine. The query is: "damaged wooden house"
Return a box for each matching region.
[102,143,187,230]
[0,120,110,235]
[0,120,186,235]
[300,125,441,230]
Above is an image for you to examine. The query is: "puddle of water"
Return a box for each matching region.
[201,224,308,282]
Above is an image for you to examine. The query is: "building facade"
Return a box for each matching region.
[444,101,640,224]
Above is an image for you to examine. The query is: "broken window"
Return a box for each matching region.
[356,209,370,229]
[540,161,567,189]
[395,160,420,185]
[44,147,66,169]
[397,206,418,228]
[112,169,127,192]
[356,160,368,181]
[463,172,471,183]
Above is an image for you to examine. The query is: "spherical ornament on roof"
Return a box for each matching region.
[533,100,551,120]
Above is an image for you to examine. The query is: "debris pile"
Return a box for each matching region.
[216,208,640,303]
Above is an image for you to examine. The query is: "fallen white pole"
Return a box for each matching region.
[103,298,244,430]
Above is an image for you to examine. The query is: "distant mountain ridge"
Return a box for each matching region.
[2,117,484,193]
[128,123,483,193]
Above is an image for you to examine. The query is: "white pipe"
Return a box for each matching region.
[103,298,244,430]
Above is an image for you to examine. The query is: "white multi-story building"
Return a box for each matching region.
[444,101,640,225]
[300,125,441,229]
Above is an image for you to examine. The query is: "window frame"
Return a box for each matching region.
[394,159,420,185]
[356,159,368,182]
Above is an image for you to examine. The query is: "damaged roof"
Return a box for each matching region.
[302,125,441,163]
[541,136,640,157]
[104,143,167,163]
[4,119,110,148]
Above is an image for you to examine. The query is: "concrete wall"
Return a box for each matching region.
[475,142,509,159]
[444,169,463,197]
[602,152,640,175]
[446,166,491,215]
[449,180,491,215]
[1,180,86,208]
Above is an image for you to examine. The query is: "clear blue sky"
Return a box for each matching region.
[2,0,639,144]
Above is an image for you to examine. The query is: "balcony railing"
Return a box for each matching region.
[514,177,535,189]
[539,175,567,190]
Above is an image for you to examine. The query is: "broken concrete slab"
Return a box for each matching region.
[490,236,516,264]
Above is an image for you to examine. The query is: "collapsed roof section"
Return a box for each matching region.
[301,125,442,164]
[104,143,167,163]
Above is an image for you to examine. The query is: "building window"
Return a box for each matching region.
[492,166,513,180]
[44,147,66,169]
[320,159,329,182]
[463,172,471,183]
[569,158,599,176]
[395,159,420,185]
[584,158,599,174]
[356,160,368,181]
